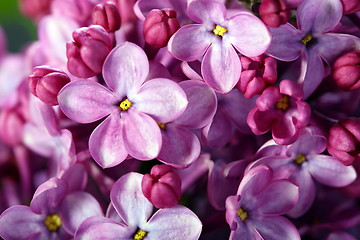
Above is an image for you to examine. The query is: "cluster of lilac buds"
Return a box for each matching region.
[0,0,360,239]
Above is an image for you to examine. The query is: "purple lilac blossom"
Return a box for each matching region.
[58,41,188,168]
[168,0,271,93]
[75,172,202,240]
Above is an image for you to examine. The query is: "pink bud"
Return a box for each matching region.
[328,118,360,166]
[143,9,180,48]
[20,0,51,21]
[141,165,182,208]
[332,50,360,91]
[28,66,70,105]
[66,25,112,78]
[259,0,291,28]
[92,2,121,32]
[236,55,277,98]
[340,0,360,14]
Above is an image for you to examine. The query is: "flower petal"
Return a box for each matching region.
[253,216,300,240]
[227,13,271,57]
[103,42,149,96]
[202,42,241,93]
[58,80,117,123]
[89,115,128,168]
[174,80,217,129]
[157,124,200,168]
[75,216,134,240]
[297,0,342,34]
[266,24,304,61]
[144,205,202,240]
[307,155,356,187]
[110,173,153,228]
[168,24,212,62]
[132,78,188,123]
[186,0,226,24]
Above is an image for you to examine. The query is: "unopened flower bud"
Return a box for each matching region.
[143,9,180,48]
[332,50,360,91]
[328,118,360,166]
[66,25,112,78]
[92,2,121,32]
[29,66,70,105]
[236,55,277,98]
[259,0,291,28]
[141,165,181,208]
[20,0,51,21]
[340,0,360,14]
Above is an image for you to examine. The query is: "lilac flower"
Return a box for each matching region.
[58,42,188,168]
[266,0,360,98]
[247,79,311,145]
[249,129,357,217]
[75,172,202,240]
[226,164,300,240]
[327,232,357,240]
[168,0,271,93]
[0,164,103,240]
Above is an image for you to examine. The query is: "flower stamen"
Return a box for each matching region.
[43,214,62,232]
[213,25,228,37]
[294,153,306,165]
[301,33,312,45]
[275,95,289,111]
[157,122,167,130]
[237,208,248,222]
[119,98,133,111]
[134,229,147,240]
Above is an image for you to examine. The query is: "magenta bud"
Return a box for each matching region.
[66,25,112,78]
[141,165,182,208]
[328,118,360,166]
[143,9,180,48]
[332,50,360,91]
[340,0,360,14]
[28,66,71,105]
[259,0,291,28]
[236,55,277,98]
[92,2,121,32]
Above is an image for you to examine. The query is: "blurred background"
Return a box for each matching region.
[0,1,37,52]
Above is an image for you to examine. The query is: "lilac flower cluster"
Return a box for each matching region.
[0,0,360,239]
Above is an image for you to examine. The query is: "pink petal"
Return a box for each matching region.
[202,42,241,93]
[58,80,117,123]
[307,155,356,187]
[132,78,188,123]
[102,42,149,96]
[110,173,153,228]
[174,80,217,129]
[297,0,343,34]
[122,110,162,160]
[145,205,202,240]
[157,124,200,168]
[168,24,212,62]
[89,115,128,168]
[253,216,300,240]
[186,0,226,24]
[227,13,271,57]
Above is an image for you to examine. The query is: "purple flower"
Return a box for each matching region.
[0,165,103,240]
[75,172,202,240]
[266,0,360,98]
[168,0,271,93]
[225,164,300,240]
[250,129,357,217]
[58,42,188,168]
[247,79,311,145]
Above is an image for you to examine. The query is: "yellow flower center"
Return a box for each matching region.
[294,153,306,165]
[43,214,62,232]
[157,122,167,130]
[213,25,228,37]
[134,229,147,240]
[301,33,312,45]
[275,95,289,111]
[237,208,248,222]
[119,98,133,111]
